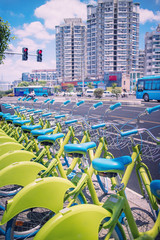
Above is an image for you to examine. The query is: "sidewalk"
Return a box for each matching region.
[53,95,142,106]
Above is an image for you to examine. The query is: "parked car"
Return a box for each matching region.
[58,92,65,96]
[103,91,115,97]
[77,92,83,97]
[85,89,95,97]
[121,91,128,98]
[129,91,136,95]
[65,92,77,96]
[8,93,14,97]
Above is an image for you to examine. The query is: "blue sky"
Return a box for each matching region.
[0,0,160,83]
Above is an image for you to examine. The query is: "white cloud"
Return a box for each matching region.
[34,0,88,29]
[2,0,94,83]
[0,55,56,83]
[140,8,160,24]
[156,0,160,5]
[9,11,24,18]
[13,21,54,41]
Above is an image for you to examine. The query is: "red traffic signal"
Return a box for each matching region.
[22,47,28,61]
[37,49,42,62]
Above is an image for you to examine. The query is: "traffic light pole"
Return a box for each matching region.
[0,48,42,62]
[3,52,37,56]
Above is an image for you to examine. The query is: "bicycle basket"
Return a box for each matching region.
[104,125,131,150]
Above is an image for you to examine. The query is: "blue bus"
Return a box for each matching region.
[136,75,160,102]
[14,86,53,97]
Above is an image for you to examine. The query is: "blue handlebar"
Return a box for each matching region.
[93,102,103,109]
[55,114,66,119]
[18,97,22,101]
[76,100,84,107]
[22,97,26,101]
[50,99,55,104]
[26,97,32,101]
[63,100,71,105]
[65,119,78,125]
[110,102,121,111]
[44,99,50,103]
[91,123,106,130]
[42,113,52,117]
[121,129,138,137]
[146,105,160,114]
[34,98,38,102]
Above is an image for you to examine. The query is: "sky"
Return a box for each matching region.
[0,0,160,84]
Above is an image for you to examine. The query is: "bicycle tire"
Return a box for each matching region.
[5,194,85,240]
[99,223,125,240]
[0,204,5,236]
[0,185,22,197]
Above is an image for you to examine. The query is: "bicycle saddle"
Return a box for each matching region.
[38,133,64,146]
[12,119,31,127]
[21,124,42,133]
[31,128,53,138]
[150,180,160,200]
[64,142,96,156]
[92,156,132,176]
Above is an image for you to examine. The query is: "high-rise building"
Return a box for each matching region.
[87,0,140,79]
[130,49,144,91]
[144,24,160,76]
[137,49,145,76]
[56,18,86,82]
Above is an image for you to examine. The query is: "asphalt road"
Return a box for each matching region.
[0,96,160,195]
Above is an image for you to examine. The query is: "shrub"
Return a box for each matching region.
[94,88,104,98]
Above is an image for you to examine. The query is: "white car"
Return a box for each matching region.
[85,89,95,97]
[65,92,77,96]
[103,91,116,97]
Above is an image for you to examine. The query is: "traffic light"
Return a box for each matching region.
[37,49,42,62]
[22,47,28,61]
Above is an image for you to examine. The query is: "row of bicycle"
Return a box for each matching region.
[0,98,160,239]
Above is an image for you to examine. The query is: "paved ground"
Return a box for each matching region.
[0,96,160,239]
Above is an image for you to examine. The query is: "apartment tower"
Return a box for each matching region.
[87,0,140,79]
[56,18,86,82]
[144,24,160,76]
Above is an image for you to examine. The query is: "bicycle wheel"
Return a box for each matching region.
[5,194,85,240]
[0,204,6,236]
[0,185,22,197]
[99,222,125,240]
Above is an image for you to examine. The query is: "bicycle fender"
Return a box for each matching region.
[0,129,5,133]
[33,205,108,240]
[0,150,36,170]
[0,132,7,136]
[1,177,75,225]
[0,162,46,188]
[0,142,24,156]
[0,136,17,144]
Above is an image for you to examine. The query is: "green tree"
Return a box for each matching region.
[37,81,47,86]
[87,82,93,89]
[0,17,15,64]
[94,88,104,98]
[18,81,30,87]
[111,83,121,100]
[54,85,61,93]
[66,84,74,92]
